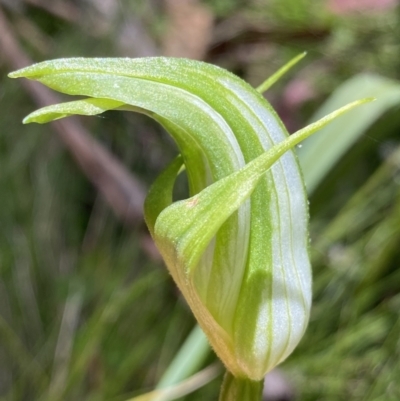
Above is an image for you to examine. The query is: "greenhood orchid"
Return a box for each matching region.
[9,57,371,397]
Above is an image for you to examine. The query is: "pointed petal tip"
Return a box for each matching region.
[8,66,33,78]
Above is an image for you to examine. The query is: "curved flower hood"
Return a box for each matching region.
[9,57,370,380]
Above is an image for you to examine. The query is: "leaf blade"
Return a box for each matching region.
[299,74,400,193]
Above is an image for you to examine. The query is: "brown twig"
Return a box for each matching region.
[0,6,147,225]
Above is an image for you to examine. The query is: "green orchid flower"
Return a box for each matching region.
[9,57,371,399]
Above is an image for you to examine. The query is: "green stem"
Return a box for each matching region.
[256,52,306,93]
[219,371,263,401]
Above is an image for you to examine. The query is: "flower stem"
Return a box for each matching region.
[219,371,263,401]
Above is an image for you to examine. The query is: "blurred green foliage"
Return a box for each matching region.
[1,0,400,400]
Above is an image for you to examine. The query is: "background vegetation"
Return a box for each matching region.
[0,0,399,400]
